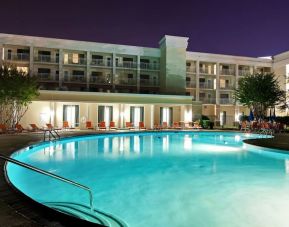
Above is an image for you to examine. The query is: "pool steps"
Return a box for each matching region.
[44,201,128,227]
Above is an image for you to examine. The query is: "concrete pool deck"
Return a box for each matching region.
[0,130,288,226]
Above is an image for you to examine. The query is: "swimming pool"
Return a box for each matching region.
[6,131,289,227]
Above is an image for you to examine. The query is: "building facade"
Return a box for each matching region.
[0,33,287,129]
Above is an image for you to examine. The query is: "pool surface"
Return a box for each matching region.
[6,132,289,227]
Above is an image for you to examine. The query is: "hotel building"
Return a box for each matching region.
[0,33,288,129]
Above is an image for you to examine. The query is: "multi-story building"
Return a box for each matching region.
[0,33,287,129]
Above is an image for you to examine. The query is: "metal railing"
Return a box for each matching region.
[199,82,214,89]
[186,81,196,88]
[116,61,137,68]
[0,154,94,212]
[6,53,30,61]
[199,68,216,75]
[220,69,235,75]
[91,59,112,67]
[34,55,58,63]
[140,62,160,70]
[238,69,251,76]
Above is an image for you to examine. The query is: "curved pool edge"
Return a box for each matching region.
[1,129,287,226]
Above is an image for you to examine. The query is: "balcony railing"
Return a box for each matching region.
[91,59,112,67]
[63,75,86,82]
[6,53,30,61]
[219,85,235,90]
[90,76,112,84]
[238,69,251,76]
[116,61,137,69]
[140,79,159,86]
[34,55,58,63]
[199,98,216,104]
[140,62,160,70]
[199,82,214,89]
[199,68,215,75]
[219,98,234,104]
[186,81,196,88]
[65,58,86,65]
[220,69,235,75]
[186,66,196,73]
[115,78,137,85]
[37,73,56,81]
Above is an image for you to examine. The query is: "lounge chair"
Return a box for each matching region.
[109,121,117,130]
[0,124,8,134]
[240,121,250,132]
[46,123,61,131]
[125,122,134,130]
[173,122,182,129]
[15,123,25,133]
[139,122,146,130]
[98,121,106,130]
[86,121,94,130]
[30,123,41,131]
[161,122,168,129]
[62,121,75,130]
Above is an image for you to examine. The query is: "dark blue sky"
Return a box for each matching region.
[1,0,289,57]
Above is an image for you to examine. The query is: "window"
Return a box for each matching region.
[63,105,79,127]
[140,59,149,63]
[186,77,191,81]
[160,107,173,126]
[38,68,50,74]
[140,74,149,80]
[64,54,69,64]
[17,67,28,74]
[72,53,79,64]
[199,78,205,83]
[220,94,229,99]
[72,70,84,76]
[123,57,133,62]
[128,74,133,79]
[91,71,102,77]
[130,106,144,126]
[98,106,113,125]
[186,62,191,66]
[7,50,12,60]
[92,55,103,60]
[56,53,59,62]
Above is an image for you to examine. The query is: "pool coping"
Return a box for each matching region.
[0,129,288,226]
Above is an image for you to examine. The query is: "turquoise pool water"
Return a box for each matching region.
[6,132,289,227]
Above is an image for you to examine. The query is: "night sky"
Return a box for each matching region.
[1,0,289,57]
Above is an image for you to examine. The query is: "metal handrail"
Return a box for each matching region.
[0,154,94,212]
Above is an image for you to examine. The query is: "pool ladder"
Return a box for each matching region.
[0,155,128,227]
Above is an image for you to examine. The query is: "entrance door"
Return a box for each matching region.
[130,106,144,126]
[63,105,79,127]
[98,106,113,126]
[160,107,173,126]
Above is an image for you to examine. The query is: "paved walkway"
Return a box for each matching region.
[0,130,288,226]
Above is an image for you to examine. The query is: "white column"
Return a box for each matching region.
[0,45,3,63]
[86,51,90,90]
[196,60,200,101]
[59,49,64,88]
[29,46,34,77]
[216,62,220,105]
[137,55,140,93]
[112,53,116,91]
[151,105,155,129]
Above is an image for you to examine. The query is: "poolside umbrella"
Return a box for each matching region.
[249,109,254,122]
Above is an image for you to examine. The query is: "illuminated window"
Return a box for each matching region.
[72,53,79,64]
[64,54,68,64]
[17,67,28,74]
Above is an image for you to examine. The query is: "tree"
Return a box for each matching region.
[0,64,39,128]
[234,72,286,119]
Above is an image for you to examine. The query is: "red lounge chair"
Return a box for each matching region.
[86,121,94,130]
[15,123,25,133]
[63,121,75,130]
[0,124,8,134]
[30,123,41,131]
[46,123,61,130]
[139,122,146,130]
[162,122,168,129]
[125,122,134,130]
[109,121,117,130]
[98,121,106,130]
[173,122,181,129]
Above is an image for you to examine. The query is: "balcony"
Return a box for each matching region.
[34,55,58,63]
[220,69,235,75]
[91,59,112,67]
[140,62,160,70]
[65,58,86,65]
[186,66,196,73]
[90,76,112,85]
[238,69,251,76]
[219,98,234,104]
[199,82,214,89]
[37,73,56,82]
[140,79,159,87]
[186,81,196,88]
[219,85,235,90]
[116,61,137,69]
[199,68,215,75]
[6,53,30,61]
[199,98,216,104]
[115,78,137,86]
[64,75,86,83]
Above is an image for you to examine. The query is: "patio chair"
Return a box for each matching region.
[86,121,94,130]
[62,121,75,130]
[15,123,25,133]
[109,121,117,130]
[98,121,106,130]
[0,124,8,134]
[46,123,61,131]
[173,122,182,129]
[161,122,168,129]
[240,121,250,132]
[139,122,146,130]
[125,122,134,130]
[30,123,41,131]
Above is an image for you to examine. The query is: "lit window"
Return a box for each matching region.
[64,54,68,64]
[17,67,28,74]
[72,53,79,64]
